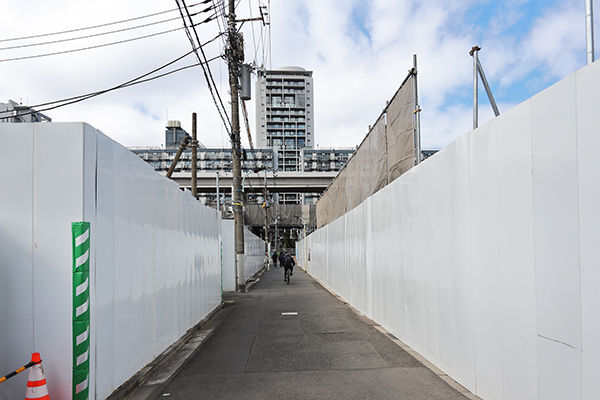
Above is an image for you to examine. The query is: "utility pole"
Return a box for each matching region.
[165,136,190,179]
[228,0,245,291]
[216,171,220,213]
[191,112,198,199]
[263,170,269,263]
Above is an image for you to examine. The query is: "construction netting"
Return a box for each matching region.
[244,203,316,229]
[317,74,417,228]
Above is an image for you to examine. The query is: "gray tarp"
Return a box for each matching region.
[317,75,416,228]
[387,79,415,182]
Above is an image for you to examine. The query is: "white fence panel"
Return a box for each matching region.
[222,220,235,291]
[577,62,600,400]
[298,60,600,400]
[220,221,266,291]
[244,225,266,282]
[0,123,223,400]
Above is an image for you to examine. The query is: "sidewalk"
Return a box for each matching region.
[127,266,478,400]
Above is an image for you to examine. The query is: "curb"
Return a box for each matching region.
[243,265,268,292]
[107,304,234,400]
[306,272,483,400]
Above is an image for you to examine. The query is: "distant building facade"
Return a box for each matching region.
[131,146,275,175]
[130,120,276,208]
[302,148,355,172]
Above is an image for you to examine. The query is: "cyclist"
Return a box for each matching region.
[282,252,295,281]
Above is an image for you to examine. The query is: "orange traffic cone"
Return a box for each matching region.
[25,353,50,400]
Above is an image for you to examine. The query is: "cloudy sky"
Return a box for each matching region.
[0,0,593,150]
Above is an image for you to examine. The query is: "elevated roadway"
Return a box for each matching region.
[168,171,338,194]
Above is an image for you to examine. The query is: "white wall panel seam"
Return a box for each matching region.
[528,99,540,400]
[32,123,38,352]
[494,120,507,399]
[575,71,584,397]
[466,132,477,396]
[467,133,477,393]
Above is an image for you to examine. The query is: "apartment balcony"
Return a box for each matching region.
[271,103,297,108]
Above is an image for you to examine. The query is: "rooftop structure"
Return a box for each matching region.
[0,99,51,123]
[164,120,206,148]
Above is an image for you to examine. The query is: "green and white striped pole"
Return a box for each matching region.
[72,222,90,400]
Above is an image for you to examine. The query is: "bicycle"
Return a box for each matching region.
[284,267,291,285]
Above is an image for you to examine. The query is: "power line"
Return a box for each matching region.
[0,7,214,52]
[182,0,231,134]
[267,0,272,69]
[212,0,229,49]
[247,0,259,64]
[0,1,211,43]
[237,0,270,69]
[0,19,217,63]
[5,42,222,118]
[176,0,233,138]
[33,62,208,113]
[38,43,221,108]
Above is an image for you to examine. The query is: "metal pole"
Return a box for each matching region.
[476,59,500,117]
[229,0,245,291]
[412,54,422,165]
[303,221,306,271]
[587,0,595,65]
[470,46,481,129]
[298,216,307,271]
[191,112,198,199]
[272,150,279,252]
[264,169,268,267]
[275,202,279,252]
[216,171,220,213]
[166,136,190,179]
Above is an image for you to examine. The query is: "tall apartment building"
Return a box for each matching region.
[255,66,314,171]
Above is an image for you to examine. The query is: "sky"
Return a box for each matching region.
[0,0,594,150]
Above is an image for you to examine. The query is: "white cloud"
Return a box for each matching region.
[0,0,591,152]
[266,0,589,150]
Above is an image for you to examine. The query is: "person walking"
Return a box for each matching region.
[278,251,285,269]
[272,251,278,268]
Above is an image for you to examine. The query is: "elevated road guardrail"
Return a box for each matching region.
[168,171,339,194]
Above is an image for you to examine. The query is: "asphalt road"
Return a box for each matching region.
[132,266,477,400]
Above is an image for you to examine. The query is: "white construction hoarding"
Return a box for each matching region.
[299,60,600,399]
[0,123,222,399]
